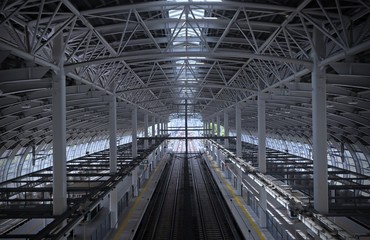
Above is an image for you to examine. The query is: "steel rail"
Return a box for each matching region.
[190,157,207,239]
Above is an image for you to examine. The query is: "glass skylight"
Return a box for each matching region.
[167,0,218,101]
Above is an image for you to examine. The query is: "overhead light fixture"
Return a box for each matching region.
[326,104,334,108]
[22,104,31,109]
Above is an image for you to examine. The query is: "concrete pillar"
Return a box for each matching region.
[109,93,118,228]
[206,119,211,136]
[212,146,216,160]
[258,185,267,228]
[132,107,137,158]
[203,122,206,137]
[157,119,161,137]
[164,122,167,136]
[217,149,223,168]
[161,121,164,137]
[236,104,242,158]
[209,145,213,159]
[158,145,163,158]
[145,163,150,180]
[132,167,138,197]
[237,167,243,195]
[224,110,229,148]
[208,120,211,137]
[217,114,221,143]
[110,189,118,228]
[312,28,328,214]
[148,153,153,168]
[204,120,208,136]
[52,30,67,216]
[160,122,162,137]
[258,92,266,173]
[211,118,215,137]
[109,94,117,173]
[152,116,156,144]
[213,147,218,162]
[144,111,148,149]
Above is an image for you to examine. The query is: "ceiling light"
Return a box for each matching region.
[22,104,31,109]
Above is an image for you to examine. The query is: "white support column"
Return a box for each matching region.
[217,114,221,143]
[132,107,137,158]
[132,166,138,197]
[52,30,67,216]
[237,167,243,195]
[202,120,205,136]
[204,120,208,136]
[152,116,156,144]
[207,120,211,137]
[109,94,117,173]
[258,92,266,173]
[157,119,161,137]
[258,185,267,228]
[144,111,148,149]
[213,146,218,162]
[161,122,163,138]
[224,110,229,148]
[160,122,164,137]
[150,153,155,169]
[110,188,118,228]
[312,28,328,214]
[212,144,217,161]
[204,120,207,136]
[236,104,242,158]
[109,93,118,228]
[211,118,215,137]
[145,162,150,180]
[218,149,223,168]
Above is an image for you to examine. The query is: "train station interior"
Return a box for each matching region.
[0,0,369,239]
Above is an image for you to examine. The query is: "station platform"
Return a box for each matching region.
[105,154,169,240]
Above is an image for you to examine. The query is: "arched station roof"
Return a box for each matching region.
[0,0,369,180]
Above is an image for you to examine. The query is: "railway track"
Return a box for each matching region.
[134,139,243,240]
